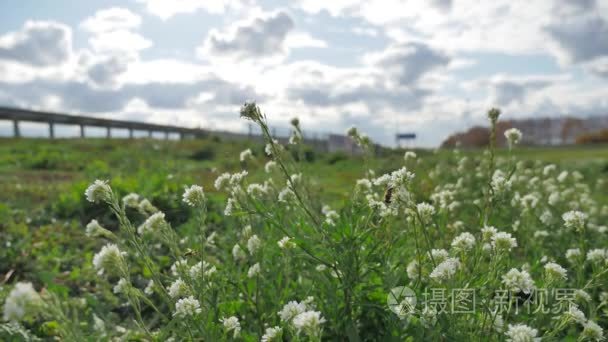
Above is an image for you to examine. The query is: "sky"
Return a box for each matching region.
[0,0,607,146]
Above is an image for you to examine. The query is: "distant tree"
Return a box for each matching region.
[575,129,608,144]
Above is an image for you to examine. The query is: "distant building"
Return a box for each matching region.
[327,134,362,154]
[441,115,608,148]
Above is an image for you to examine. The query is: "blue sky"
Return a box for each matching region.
[0,0,607,146]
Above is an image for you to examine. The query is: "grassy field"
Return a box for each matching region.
[1,122,607,341]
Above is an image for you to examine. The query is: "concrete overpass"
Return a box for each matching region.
[0,106,207,139]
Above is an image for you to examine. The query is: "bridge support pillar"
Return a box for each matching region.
[129,128,134,139]
[179,132,185,140]
[148,130,153,138]
[165,131,169,140]
[80,124,85,138]
[49,122,55,139]
[106,126,111,138]
[13,120,20,138]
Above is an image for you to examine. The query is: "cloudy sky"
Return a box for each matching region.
[0,0,607,146]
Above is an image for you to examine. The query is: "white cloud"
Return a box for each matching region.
[135,0,252,20]
[80,8,152,55]
[199,11,294,61]
[88,30,152,54]
[80,7,142,33]
[285,32,327,49]
[544,13,608,65]
[296,0,608,62]
[0,20,72,66]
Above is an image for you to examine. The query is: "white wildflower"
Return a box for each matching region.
[3,282,41,321]
[582,320,604,341]
[539,210,553,225]
[481,226,498,241]
[430,249,449,263]
[138,212,166,235]
[261,326,282,342]
[278,187,295,202]
[224,198,236,216]
[563,305,586,324]
[491,172,512,195]
[416,202,435,222]
[429,258,460,282]
[504,128,522,146]
[113,278,129,294]
[182,185,205,207]
[138,198,158,214]
[292,311,326,338]
[232,244,246,261]
[242,225,253,239]
[189,261,217,279]
[451,232,476,252]
[492,232,517,252]
[247,263,261,278]
[543,164,556,176]
[85,219,105,237]
[230,170,248,185]
[247,235,262,255]
[170,259,189,276]
[279,301,307,322]
[324,209,339,226]
[247,183,267,197]
[502,268,535,294]
[265,160,277,173]
[505,323,540,342]
[167,278,189,298]
[144,280,155,295]
[557,171,568,183]
[85,180,112,203]
[562,210,587,231]
[174,296,201,317]
[547,192,561,205]
[566,248,581,263]
[404,151,417,161]
[406,260,419,280]
[355,179,372,191]
[278,236,296,249]
[265,140,281,157]
[544,262,568,281]
[221,316,241,338]
[93,314,105,333]
[586,249,607,264]
[214,173,231,190]
[93,243,126,276]
[520,194,538,210]
[574,289,592,303]
[239,148,253,162]
[122,193,140,208]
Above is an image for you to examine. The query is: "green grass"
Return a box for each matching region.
[2,138,606,212]
[1,136,607,340]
